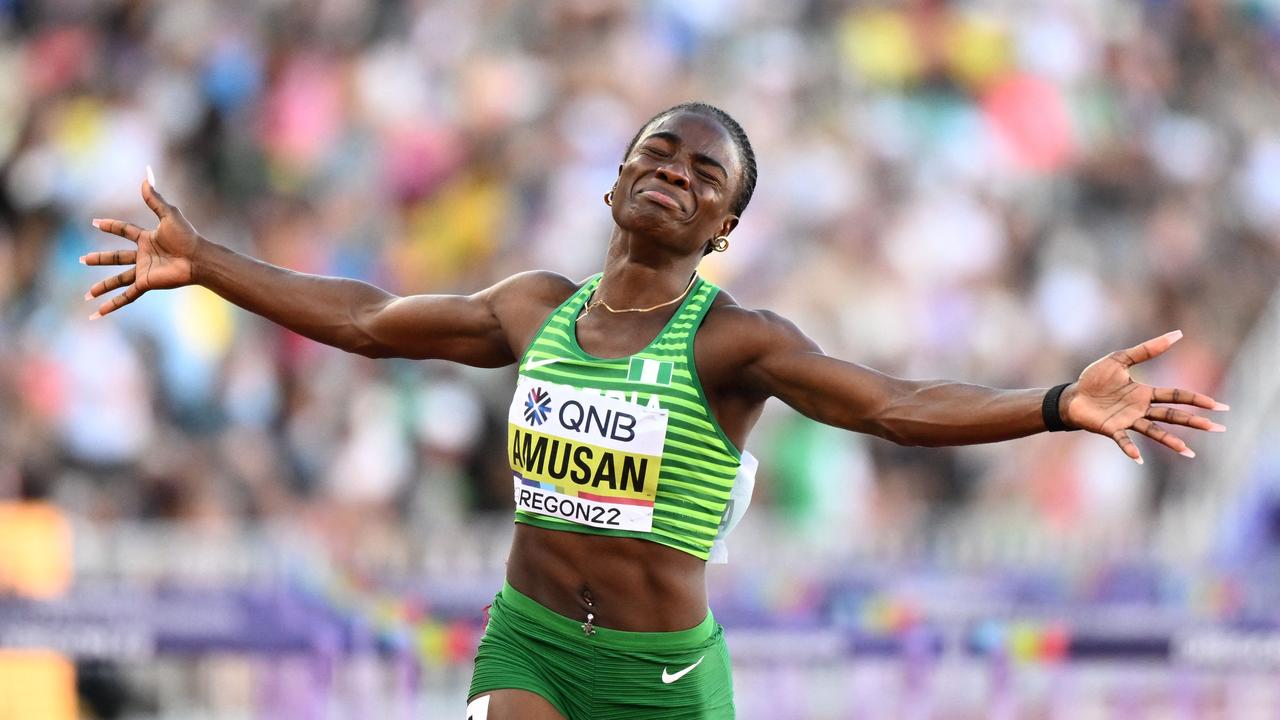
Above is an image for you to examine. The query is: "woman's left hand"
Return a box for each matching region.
[1061,330,1228,464]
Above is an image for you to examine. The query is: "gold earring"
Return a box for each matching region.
[604,191,613,206]
[712,235,730,252]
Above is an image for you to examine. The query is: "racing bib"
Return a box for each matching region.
[508,375,668,532]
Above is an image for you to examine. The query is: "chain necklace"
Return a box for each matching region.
[576,273,697,323]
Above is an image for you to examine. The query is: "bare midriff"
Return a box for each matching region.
[505,524,709,632]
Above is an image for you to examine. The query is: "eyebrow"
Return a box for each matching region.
[643,131,729,178]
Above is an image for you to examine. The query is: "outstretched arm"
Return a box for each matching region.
[736,310,1226,463]
[83,174,558,366]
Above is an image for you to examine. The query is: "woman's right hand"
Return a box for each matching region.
[82,173,202,318]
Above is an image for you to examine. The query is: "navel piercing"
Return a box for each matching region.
[582,594,597,636]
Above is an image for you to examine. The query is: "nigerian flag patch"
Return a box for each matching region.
[627,358,673,386]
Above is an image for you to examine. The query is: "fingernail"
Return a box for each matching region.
[1180,448,1196,458]
[83,291,92,301]
[1209,423,1227,432]
[88,312,101,321]
[1134,456,1144,465]
[91,219,100,229]
[1166,330,1183,342]
[1214,402,1230,411]
[78,256,86,265]
[146,165,156,188]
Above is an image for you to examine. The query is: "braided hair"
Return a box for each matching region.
[622,102,758,218]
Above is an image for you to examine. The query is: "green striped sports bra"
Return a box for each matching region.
[507,273,756,562]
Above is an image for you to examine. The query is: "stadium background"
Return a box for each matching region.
[2,0,1280,717]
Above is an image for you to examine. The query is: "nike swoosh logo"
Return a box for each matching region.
[661,655,705,684]
[522,357,569,372]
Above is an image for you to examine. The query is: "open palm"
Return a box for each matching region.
[1064,331,1228,464]
[82,177,199,318]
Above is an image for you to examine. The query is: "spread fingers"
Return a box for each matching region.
[89,284,145,320]
[90,218,147,243]
[1145,406,1226,433]
[1111,429,1143,465]
[1150,386,1229,411]
[1133,418,1194,458]
[1108,330,1183,368]
[86,268,136,300]
[79,249,137,266]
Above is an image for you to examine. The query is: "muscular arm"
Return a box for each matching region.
[195,240,552,365]
[717,307,1223,459]
[84,177,574,366]
[736,310,1050,446]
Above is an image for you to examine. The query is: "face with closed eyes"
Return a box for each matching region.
[611,111,742,254]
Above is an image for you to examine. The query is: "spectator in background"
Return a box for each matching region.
[0,0,1275,568]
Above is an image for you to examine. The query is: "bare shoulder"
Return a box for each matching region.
[487,270,583,358]
[693,288,829,406]
[696,289,820,388]
[700,289,814,354]
[488,270,580,308]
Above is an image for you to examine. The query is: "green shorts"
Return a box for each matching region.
[467,582,735,720]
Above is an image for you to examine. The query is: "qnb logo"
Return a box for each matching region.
[524,387,552,425]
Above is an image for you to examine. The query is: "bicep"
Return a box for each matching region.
[360,291,512,365]
[741,312,910,436]
[357,271,571,366]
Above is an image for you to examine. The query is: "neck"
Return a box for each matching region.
[598,227,702,307]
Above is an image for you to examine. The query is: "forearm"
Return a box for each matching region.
[871,379,1073,447]
[751,317,1075,447]
[744,311,1214,460]
[193,237,393,354]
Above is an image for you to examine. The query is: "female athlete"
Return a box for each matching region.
[83,102,1227,719]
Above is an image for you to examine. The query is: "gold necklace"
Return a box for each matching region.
[576,273,697,322]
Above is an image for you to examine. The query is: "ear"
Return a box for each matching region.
[719,216,739,237]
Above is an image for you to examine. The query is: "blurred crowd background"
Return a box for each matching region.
[3,0,1280,717]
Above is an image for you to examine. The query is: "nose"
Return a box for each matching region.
[654,163,690,189]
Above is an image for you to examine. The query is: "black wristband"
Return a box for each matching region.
[1042,383,1072,432]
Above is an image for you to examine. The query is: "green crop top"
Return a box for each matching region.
[506,274,756,562]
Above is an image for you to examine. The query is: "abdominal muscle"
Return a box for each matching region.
[504,523,710,632]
